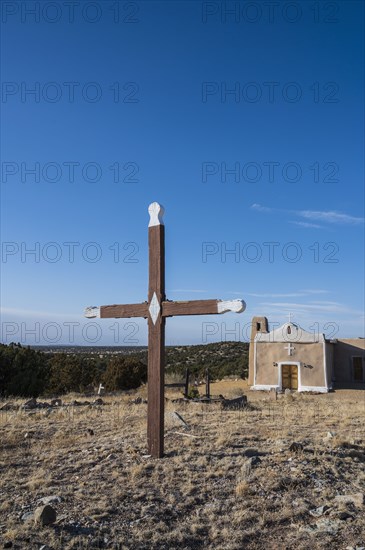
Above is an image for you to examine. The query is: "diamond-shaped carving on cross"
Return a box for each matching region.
[149,292,160,325]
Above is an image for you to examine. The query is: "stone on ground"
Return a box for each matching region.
[34,505,57,526]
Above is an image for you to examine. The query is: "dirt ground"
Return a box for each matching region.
[0,381,364,549]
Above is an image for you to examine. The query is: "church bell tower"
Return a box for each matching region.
[248,316,269,386]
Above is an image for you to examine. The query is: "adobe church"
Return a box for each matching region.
[248,316,365,392]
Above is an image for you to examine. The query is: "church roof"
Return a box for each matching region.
[255,322,325,343]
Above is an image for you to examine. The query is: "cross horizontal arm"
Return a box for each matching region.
[85,298,245,320]
[85,303,148,319]
[162,299,245,317]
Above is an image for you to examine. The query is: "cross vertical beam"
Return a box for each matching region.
[147,203,165,457]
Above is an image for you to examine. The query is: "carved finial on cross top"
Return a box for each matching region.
[84,202,246,458]
[148,202,164,227]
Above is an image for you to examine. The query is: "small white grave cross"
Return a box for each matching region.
[284,343,295,356]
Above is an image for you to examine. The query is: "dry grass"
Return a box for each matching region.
[0,382,364,549]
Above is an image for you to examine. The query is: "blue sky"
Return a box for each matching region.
[1,0,364,345]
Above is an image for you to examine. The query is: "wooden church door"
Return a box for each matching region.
[282,364,298,390]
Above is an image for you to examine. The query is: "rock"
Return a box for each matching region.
[92,398,104,406]
[299,518,342,535]
[38,495,62,505]
[38,402,51,409]
[315,518,341,535]
[131,397,143,404]
[130,397,147,404]
[284,388,292,396]
[289,442,304,453]
[34,505,57,526]
[21,511,34,522]
[335,493,364,508]
[309,505,331,517]
[339,511,354,520]
[23,398,37,409]
[87,428,94,436]
[51,398,62,407]
[0,403,14,411]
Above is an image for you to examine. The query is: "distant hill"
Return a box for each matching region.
[80,341,249,380]
[0,341,248,397]
[32,341,249,379]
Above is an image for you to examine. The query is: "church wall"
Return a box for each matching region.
[333,339,365,384]
[248,344,255,386]
[300,343,326,387]
[325,342,335,387]
[255,342,326,389]
[254,343,278,386]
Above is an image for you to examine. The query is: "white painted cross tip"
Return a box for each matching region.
[148,202,164,227]
[84,306,100,318]
[217,299,246,314]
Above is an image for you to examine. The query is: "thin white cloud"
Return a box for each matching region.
[310,300,342,305]
[299,289,329,294]
[299,210,364,225]
[251,204,364,226]
[247,292,305,298]
[247,289,330,298]
[251,203,272,212]
[289,221,323,229]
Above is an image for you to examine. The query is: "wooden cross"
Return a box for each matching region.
[84,202,245,458]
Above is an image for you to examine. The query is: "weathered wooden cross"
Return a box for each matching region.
[85,202,245,458]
